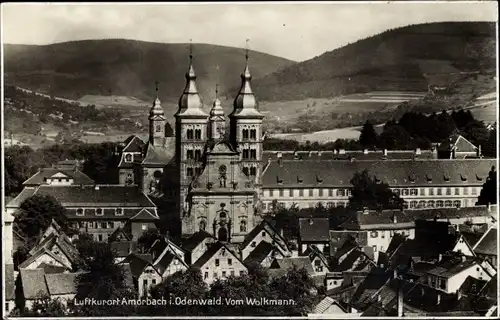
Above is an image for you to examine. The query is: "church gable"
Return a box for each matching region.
[210,141,238,155]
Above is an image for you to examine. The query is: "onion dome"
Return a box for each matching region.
[175,52,207,118]
[230,51,263,119]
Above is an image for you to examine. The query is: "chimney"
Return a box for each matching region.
[477,145,482,158]
[436,293,441,305]
[487,202,491,212]
[309,217,313,225]
[383,149,388,156]
[415,148,421,155]
[461,255,466,262]
[95,185,100,190]
[438,254,442,262]
[363,148,369,155]
[363,207,370,215]
[393,213,398,224]
[377,294,381,303]
[339,149,345,155]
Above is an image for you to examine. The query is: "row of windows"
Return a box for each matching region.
[204,270,245,279]
[186,167,204,177]
[75,221,124,230]
[268,188,352,197]
[242,149,257,160]
[75,208,124,216]
[242,129,257,140]
[242,166,257,177]
[186,149,202,160]
[215,258,232,266]
[263,201,349,210]
[405,200,462,209]
[370,230,411,238]
[199,220,247,232]
[393,187,478,196]
[186,129,203,140]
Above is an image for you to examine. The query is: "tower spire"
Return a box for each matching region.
[189,39,193,64]
[245,39,249,62]
[155,80,159,99]
[215,64,220,100]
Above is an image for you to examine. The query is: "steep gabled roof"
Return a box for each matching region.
[182,231,214,252]
[270,256,315,275]
[299,218,330,242]
[19,247,70,270]
[45,272,81,295]
[438,134,477,153]
[120,253,157,278]
[141,139,175,166]
[110,241,137,258]
[129,208,159,221]
[122,135,145,153]
[192,242,244,270]
[474,227,497,255]
[20,269,49,299]
[154,251,188,275]
[22,168,94,186]
[243,241,275,265]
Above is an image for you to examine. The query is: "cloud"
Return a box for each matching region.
[2,2,497,61]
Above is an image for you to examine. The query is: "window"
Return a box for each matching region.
[427,200,435,208]
[243,149,249,159]
[115,208,123,216]
[402,189,409,196]
[187,129,194,140]
[228,259,232,266]
[214,272,218,278]
[410,201,418,208]
[410,189,418,196]
[299,189,304,197]
[240,270,245,276]
[230,270,235,276]
[439,278,446,290]
[222,271,226,278]
[394,189,400,195]
[152,279,156,285]
[444,200,452,207]
[372,245,377,252]
[143,279,148,287]
[454,200,461,208]
[186,167,194,177]
[463,187,468,195]
[262,231,266,237]
[437,188,442,196]
[472,188,478,195]
[250,167,257,176]
[319,189,324,197]
[108,221,114,229]
[243,167,249,176]
[328,189,333,197]
[279,189,284,197]
[337,189,345,197]
[370,231,378,238]
[98,234,103,242]
[250,149,257,159]
[101,222,107,229]
[76,208,84,216]
[269,189,274,197]
[194,150,201,161]
[199,220,206,231]
[381,231,385,239]
[420,188,426,196]
[142,224,147,230]
[436,200,444,208]
[429,188,435,196]
[418,200,426,208]
[96,208,103,216]
[156,125,161,132]
[215,259,220,267]
[308,189,313,197]
[125,154,132,162]
[187,150,194,159]
[195,129,202,140]
[251,241,256,247]
[446,188,452,196]
[250,129,257,140]
[242,129,249,140]
[204,272,208,279]
[455,188,460,195]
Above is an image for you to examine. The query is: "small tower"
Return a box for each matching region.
[229,40,264,185]
[175,41,209,216]
[149,82,167,147]
[209,84,226,141]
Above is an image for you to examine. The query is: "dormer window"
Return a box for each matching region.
[125,154,132,162]
[316,175,323,184]
[426,174,432,182]
[408,175,415,183]
[277,176,283,184]
[443,175,450,182]
[76,208,84,216]
[476,174,483,182]
[115,208,124,216]
[375,177,381,184]
[96,208,103,216]
[461,175,467,182]
[297,176,303,184]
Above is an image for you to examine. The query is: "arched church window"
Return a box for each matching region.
[195,129,202,140]
[187,149,194,159]
[250,129,257,140]
[243,167,249,176]
[153,170,162,179]
[125,154,132,162]
[250,167,257,176]
[242,129,249,140]
[199,220,206,231]
[156,125,161,132]
[240,220,247,232]
[194,150,201,161]
[187,129,194,140]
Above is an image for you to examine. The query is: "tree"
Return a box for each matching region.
[359,120,378,148]
[73,240,136,316]
[377,125,412,150]
[349,169,404,210]
[15,195,70,248]
[150,268,208,316]
[477,166,497,205]
[137,229,161,252]
[23,294,68,317]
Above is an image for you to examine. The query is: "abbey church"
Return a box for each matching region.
[117,50,264,243]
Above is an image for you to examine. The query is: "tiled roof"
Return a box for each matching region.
[19,247,70,270]
[192,242,243,270]
[6,187,37,208]
[149,239,168,260]
[36,185,156,207]
[20,269,49,299]
[181,231,213,253]
[342,210,414,230]
[427,257,477,278]
[122,135,145,153]
[406,206,493,221]
[334,250,363,272]
[459,276,487,296]
[263,159,495,187]
[243,241,275,265]
[299,218,330,242]
[330,230,368,256]
[386,233,406,257]
[5,264,15,300]
[461,231,485,248]
[38,263,69,274]
[270,257,315,275]
[313,296,348,314]
[141,139,175,166]
[333,238,357,260]
[129,208,160,221]
[110,241,137,257]
[240,219,288,251]
[438,134,477,153]
[109,227,132,242]
[121,253,155,278]
[154,251,187,275]
[22,168,94,186]
[350,267,392,307]
[474,227,497,255]
[45,272,81,295]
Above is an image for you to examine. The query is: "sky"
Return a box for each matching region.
[2,2,498,61]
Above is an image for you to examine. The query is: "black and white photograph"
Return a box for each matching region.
[1,1,498,318]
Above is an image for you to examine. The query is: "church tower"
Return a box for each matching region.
[149,82,167,147]
[175,43,209,216]
[208,84,226,141]
[229,42,264,186]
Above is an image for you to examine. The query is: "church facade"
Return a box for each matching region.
[117,52,263,243]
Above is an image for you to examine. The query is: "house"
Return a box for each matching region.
[473,227,497,267]
[110,241,138,263]
[329,230,368,256]
[298,217,330,255]
[19,269,82,310]
[437,134,480,159]
[243,241,285,268]
[191,242,247,285]
[148,237,185,263]
[309,296,360,317]
[240,219,291,260]
[120,253,160,297]
[407,205,497,227]
[341,209,415,261]
[305,245,331,276]
[153,251,188,279]
[182,231,216,265]
[268,256,315,279]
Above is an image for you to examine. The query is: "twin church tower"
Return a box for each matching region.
[119,43,264,243]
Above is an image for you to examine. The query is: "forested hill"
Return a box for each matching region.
[249,22,496,101]
[4,40,295,102]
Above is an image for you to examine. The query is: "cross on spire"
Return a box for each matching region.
[216,64,220,98]
[155,80,159,97]
[189,39,193,63]
[245,39,250,61]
